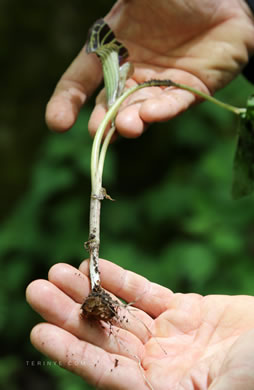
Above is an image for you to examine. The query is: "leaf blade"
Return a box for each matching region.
[85,18,129,106]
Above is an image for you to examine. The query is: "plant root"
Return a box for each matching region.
[81,289,159,389]
[81,285,119,322]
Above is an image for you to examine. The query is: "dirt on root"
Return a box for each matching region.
[81,285,119,322]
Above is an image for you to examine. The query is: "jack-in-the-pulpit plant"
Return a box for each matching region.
[81,19,254,322]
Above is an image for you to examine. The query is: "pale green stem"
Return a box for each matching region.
[88,84,141,290]
[91,83,141,194]
[91,79,247,194]
[173,81,246,116]
[98,123,116,183]
[88,78,246,289]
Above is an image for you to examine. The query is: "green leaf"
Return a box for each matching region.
[86,18,129,106]
[232,95,254,199]
[86,18,128,62]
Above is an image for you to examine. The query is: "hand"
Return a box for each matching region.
[26,259,254,390]
[46,0,254,137]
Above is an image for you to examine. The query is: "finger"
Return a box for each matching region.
[48,262,89,304]
[139,88,197,122]
[88,67,209,138]
[88,103,117,140]
[48,263,154,343]
[210,329,254,390]
[87,88,119,141]
[26,278,145,357]
[46,48,102,132]
[89,102,146,139]
[88,81,148,138]
[79,259,173,317]
[114,70,207,136]
[31,323,148,390]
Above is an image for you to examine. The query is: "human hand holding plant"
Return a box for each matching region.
[65,14,253,312]
[30,3,254,388]
[46,0,254,137]
[43,5,254,295]
[26,259,254,390]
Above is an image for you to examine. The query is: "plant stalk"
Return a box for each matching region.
[87,197,101,289]
[174,81,246,115]
[87,78,246,289]
[87,85,141,289]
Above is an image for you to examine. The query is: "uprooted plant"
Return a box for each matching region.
[81,18,254,323]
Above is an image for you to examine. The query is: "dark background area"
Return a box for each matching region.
[0,1,254,389]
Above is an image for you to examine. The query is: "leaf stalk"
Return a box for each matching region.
[88,78,247,289]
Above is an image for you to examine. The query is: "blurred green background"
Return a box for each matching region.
[1,1,254,389]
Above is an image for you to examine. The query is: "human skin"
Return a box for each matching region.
[36,1,254,388]
[46,0,254,138]
[26,259,254,390]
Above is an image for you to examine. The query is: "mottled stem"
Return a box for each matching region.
[87,195,101,289]
[86,79,246,290]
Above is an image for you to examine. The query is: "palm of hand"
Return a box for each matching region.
[143,294,254,389]
[27,260,254,390]
[107,0,251,90]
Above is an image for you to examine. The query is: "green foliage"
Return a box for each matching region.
[232,94,254,198]
[0,356,21,390]
[44,362,94,390]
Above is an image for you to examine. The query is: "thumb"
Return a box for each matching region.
[46,48,102,132]
[210,329,254,390]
